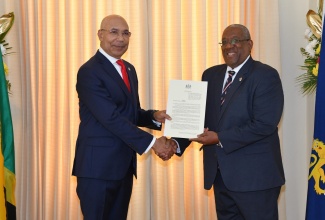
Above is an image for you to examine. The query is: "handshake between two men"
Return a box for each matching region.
[151,110,178,161]
[152,136,177,161]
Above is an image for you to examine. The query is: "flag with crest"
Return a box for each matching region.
[305,2,325,218]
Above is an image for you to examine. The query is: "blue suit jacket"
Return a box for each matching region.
[72,51,160,180]
[176,57,285,191]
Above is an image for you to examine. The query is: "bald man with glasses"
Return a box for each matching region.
[72,15,177,220]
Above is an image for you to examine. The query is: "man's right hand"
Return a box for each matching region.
[190,128,219,145]
[152,136,177,161]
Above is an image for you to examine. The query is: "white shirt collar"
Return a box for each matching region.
[223,55,250,88]
[226,55,250,74]
[98,47,120,64]
[98,47,124,77]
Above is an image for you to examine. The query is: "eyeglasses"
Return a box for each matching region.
[100,29,132,39]
[219,39,250,47]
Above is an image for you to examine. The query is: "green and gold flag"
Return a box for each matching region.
[0,49,16,220]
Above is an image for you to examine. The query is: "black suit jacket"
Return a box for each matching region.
[72,50,160,180]
[176,57,285,192]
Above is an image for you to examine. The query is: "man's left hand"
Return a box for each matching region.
[153,110,172,123]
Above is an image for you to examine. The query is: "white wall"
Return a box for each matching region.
[279,0,316,219]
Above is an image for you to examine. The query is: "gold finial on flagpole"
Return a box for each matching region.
[0,12,15,42]
[306,9,322,39]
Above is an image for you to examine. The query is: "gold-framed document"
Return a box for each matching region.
[164,80,207,138]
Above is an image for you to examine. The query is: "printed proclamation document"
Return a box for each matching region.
[164,80,207,138]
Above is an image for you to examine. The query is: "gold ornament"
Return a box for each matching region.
[306,10,322,39]
[0,12,15,42]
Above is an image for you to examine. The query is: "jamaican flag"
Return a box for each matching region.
[0,48,16,219]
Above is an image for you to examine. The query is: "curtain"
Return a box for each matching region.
[1,0,282,219]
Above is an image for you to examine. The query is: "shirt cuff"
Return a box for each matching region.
[172,138,181,154]
[152,120,161,128]
[145,136,156,153]
[145,137,181,154]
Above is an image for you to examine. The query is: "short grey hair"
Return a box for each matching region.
[228,24,251,39]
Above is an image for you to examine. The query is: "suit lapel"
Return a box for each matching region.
[215,66,227,109]
[96,52,133,100]
[123,61,136,96]
[218,58,254,118]
[123,61,139,109]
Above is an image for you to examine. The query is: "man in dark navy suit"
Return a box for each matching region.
[72,15,176,220]
[174,24,285,220]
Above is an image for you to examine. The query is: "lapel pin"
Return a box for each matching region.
[239,77,242,81]
[128,67,131,71]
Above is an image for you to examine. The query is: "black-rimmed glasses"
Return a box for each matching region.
[219,39,250,47]
[100,29,132,39]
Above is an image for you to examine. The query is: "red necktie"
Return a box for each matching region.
[117,59,131,92]
[220,70,235,106]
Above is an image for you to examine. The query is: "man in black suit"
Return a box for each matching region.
[174,24,285,219]
[72,15,176,220]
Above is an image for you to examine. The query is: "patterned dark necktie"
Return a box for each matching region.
[117,59,131,92]
[220,70,235,106]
